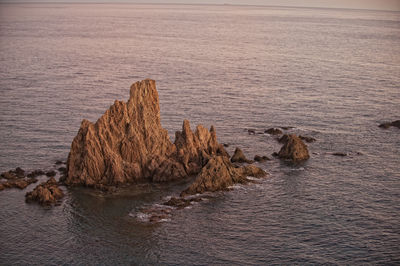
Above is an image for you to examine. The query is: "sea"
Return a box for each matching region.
[0,3,399,265]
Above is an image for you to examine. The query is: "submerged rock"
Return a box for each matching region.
[332,152,347,157]
[25,177,64,205]
[264,128,283,135]
[181,156,267,196]
[65,79,228,188]
[278,134,310,162]
[379,120,400,129]
[231,148,253,164]
[254,155,270,162]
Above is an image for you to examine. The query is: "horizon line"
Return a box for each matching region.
[1,1,399,12]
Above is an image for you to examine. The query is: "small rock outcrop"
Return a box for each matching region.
[379,120,400,129]
[1,167,25,179]
[181,156,267,196]
[265,128,283,135]
[65,79,229,188]
[231,148,253,164]
[0,178,38,191]
[278,134,310,162]
[25,177,64,205]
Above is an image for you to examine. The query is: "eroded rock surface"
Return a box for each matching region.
[65,79,229,187]
[0,178,38,191]
[278,134,310,162]
[1,167,25,179]
[25,177,64,205]
[231,148,253,164]
[181,156,267,196]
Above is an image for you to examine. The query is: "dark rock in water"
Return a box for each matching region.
[57,167,67,174]
[231,148,253,164]
[299,135,316,143]
[254,155,271,162]
[46,171,56,177]
[25,177,64,205]
[223,143,229,147]
[264,128,283,135]
[248,129,256,135]
[278,134,310,162]
[65,79,229,188]
[181,156,267,196]
[393,120,400,128]
[332,152,347,157]
[379,120,400,129]
[15,167,25,178]
[0,178,38,191]
[272,152,279,157]
[55,160,63,165]
[27,169,45,178]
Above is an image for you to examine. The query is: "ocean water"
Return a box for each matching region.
[1,3,400,265]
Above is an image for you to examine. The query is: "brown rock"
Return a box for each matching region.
[1,171,16,180]
[0,178,38,191]
[231,148,253,164]
[65,79,228,188]
[25,177,64,205]
[181,156,267,196]
[278,134,310,162]
[264,128,283,135]
[1,167,25,179]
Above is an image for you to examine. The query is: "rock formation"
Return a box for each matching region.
[64,79,231,188]
[1,167,25,179]
[379,120,400,129]
[231,148,253,164]
[0,178,38,191]
[181,156,267,196]
[25,177,64,205]
[278,134,310,162]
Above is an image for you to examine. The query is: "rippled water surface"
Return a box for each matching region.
[1,3,400,265]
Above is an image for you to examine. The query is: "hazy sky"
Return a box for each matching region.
[2,0,400,11]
